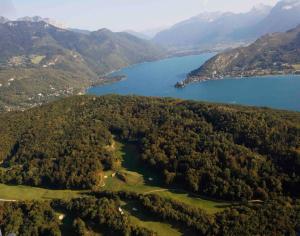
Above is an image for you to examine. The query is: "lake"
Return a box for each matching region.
[88,53,300,111]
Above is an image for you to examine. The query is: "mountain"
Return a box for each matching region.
[250,0,300,37]
[0,20,165,111]
[154,0,300,51]
[153,6,271,50]
[180,25,300,85]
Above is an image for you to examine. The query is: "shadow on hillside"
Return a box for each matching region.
[120,142,163,187]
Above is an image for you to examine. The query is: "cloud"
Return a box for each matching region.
[0,0,16,17]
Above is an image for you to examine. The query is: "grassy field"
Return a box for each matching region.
[0,184,84,201]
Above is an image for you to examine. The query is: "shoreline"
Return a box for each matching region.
[90,75,127,87]
[176,71,300,88]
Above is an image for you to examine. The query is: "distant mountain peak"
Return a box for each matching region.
[193,11,224,22]
[153,0,300,50]
[17,16,67,29]
[3,20,56,31]
[92,28,114,37]
[272,0,300,11]
[251,3,272,13]
[96,28,112,33]
[281,0,300,10]
[18,16,44,22]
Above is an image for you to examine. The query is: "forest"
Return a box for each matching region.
[0,195,154,236]
[0,95,299,202]
[1,191,299,235]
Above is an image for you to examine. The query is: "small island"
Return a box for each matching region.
[174,81,186,88]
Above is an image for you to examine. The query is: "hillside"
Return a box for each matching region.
[0,95,299,235]
[178,25,300,86]
[0,20,165,111]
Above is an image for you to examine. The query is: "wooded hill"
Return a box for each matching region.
[0,95,299,202]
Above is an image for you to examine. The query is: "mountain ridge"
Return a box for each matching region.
[17,16,67,29]
[177,25,300,86]
[0,19,165,111]
[152,5,272,50]
[153,0,300,51]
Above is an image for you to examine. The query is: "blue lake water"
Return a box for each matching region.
[88,53,300,111]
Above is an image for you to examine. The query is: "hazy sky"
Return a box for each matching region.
[2,0,279,32]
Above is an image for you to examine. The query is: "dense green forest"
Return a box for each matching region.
[0,95,299,201]
[1,191,299,235]
[0,195,155,236]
